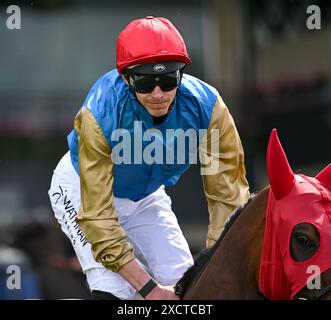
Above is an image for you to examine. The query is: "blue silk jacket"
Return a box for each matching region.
[68,69,249,272]
[68,69,217,201]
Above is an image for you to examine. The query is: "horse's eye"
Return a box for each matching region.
[290,223,320,262]
[294,234,312,247]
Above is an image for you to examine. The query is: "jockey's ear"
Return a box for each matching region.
[316,164,331,192]
[267,129,295,200]
[120,72,129,85]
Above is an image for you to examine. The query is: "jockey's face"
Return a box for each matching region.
[135,86,177,117]
[121,74,177,117]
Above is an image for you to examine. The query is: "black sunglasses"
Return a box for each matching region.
[125,70,182,94]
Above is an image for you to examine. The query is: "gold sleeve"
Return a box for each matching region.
[74,107,134,272]
[201,96,250,248]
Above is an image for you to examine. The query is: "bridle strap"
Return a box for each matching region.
[312,284,331,300]
[294,284,331,300]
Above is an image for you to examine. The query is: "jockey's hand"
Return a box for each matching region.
[145,284,179,300]
[118,259,179,300]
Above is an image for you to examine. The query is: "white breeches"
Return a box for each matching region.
[48,151,194,299]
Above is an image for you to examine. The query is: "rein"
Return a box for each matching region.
[311,285,331,300]
[295,284,331,300]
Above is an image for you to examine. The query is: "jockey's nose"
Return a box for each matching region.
[150,86,164,99]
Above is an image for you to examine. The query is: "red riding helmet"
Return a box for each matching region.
[116,16,192,72]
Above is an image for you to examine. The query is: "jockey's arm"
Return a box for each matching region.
[73,107,178,299]
[118,259,179,299]
[74,107,134,272]
[200,96,250,248]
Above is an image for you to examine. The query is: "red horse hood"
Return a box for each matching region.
[259,129,331,299]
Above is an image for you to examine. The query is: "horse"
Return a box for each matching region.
[176,129,331,300]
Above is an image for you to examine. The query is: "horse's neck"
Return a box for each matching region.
[185,188,269,299]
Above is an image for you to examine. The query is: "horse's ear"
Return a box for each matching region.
[316,164,331,192]
[267,129,295,200]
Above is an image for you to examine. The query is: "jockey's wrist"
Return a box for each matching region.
[139,278,158,298]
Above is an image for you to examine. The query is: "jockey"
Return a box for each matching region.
[48,16,250,300]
